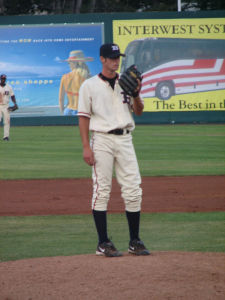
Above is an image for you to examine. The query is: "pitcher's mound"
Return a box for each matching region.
[0,251,225,300]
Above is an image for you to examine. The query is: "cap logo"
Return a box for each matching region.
[112,45,119,51]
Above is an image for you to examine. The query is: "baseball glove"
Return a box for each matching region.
[8,103,18,112]
[119,64,142,97]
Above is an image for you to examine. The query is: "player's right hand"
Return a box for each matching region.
[83,146,95,166]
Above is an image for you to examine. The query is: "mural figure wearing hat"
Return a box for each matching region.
[59,50,93,115]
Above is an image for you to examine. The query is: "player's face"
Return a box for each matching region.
[0,75,6,86]
[101,56,120,74]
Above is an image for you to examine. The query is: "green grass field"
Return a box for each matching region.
[0,124,224,261]
[0,212,224,262]
[1,124,225,179]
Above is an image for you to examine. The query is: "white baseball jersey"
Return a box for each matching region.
[78,74,137,132]
[78,73,143,212]
[0,84,14,106]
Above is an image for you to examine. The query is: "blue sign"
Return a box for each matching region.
[0,23,104,116]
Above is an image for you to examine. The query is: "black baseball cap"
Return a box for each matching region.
[0,74,7,79]
[100,43,125,58]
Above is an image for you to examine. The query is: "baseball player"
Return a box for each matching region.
[59,50,93,115]
[78,43,150,257]
[0,74,18,141]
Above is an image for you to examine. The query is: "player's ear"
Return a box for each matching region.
[100,56,106,63]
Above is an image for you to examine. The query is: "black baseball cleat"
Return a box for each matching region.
[96,240,123,257]
[128,239,150,255]
[3,137,9,141]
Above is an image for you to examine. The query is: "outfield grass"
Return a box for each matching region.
[0,212,224,262]
[135,124,225,176]
[0,124,225,179]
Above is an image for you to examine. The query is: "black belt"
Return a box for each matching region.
[108,129,130,135]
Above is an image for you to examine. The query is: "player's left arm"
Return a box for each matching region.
[8,92,18,111]
[132,79,144,116]
[11,95,17,105]
[132,96,144,116]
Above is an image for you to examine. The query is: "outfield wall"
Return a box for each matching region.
[1,10,225,125]
[10,111,225,126]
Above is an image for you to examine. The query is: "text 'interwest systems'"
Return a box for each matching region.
[117,24,225,35]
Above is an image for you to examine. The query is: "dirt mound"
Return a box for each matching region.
[0,252,224,300]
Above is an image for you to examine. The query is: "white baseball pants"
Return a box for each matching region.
[0,105,10,138]
[91,131,142,212]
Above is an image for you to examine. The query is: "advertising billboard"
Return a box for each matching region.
[0,23,104,116]
[113,18,225,112]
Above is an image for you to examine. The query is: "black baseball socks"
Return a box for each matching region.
[93,209,141,244]
[92,210,109,244]
[126,210,140,242]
